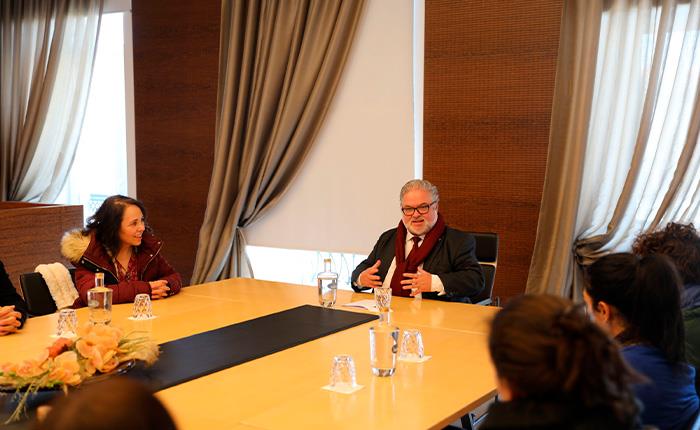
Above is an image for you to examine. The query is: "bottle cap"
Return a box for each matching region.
[324,258,331,263]
[95,272,104,280]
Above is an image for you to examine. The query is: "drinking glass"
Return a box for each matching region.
[374,287,392,323]
[55,309,78,338]
[132,293,153,319]
[369,325,399,377]
[399,329,424,360]
[329,355,358,390]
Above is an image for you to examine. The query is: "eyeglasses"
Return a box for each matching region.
[401,201,437,216]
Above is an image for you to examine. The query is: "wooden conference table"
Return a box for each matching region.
[0,279,499,430]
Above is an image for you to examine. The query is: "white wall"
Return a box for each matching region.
[245,0,419,255]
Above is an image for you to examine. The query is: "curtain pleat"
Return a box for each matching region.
[0,0,103,202]
[191,0,365,283]
[527,0,700,298]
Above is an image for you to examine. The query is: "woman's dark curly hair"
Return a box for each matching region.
[489,294,641,427]
[632,223,700,285]
[85,195,149,256]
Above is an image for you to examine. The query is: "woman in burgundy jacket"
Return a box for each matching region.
[61,195,182,306]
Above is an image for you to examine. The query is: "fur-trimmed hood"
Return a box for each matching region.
[60,229,92,264]
[60,228,163,266]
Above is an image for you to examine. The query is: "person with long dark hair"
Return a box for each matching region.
[633,223,700,370]
[481,294,641,430]
[61,195,181,306]
[584,253,699,430]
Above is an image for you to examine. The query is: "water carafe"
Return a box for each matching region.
[87,272,112,324]
[317,258,338,308]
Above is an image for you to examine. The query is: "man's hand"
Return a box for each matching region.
[149,280,171,300]
[401,268,432,297]
[0,306,22,336]
[358,260,382,288]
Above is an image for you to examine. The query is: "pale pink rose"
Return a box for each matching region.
[77,325,120,356]
[0,362,18,374]
[38,349,49,362]
[94,335,119,355]
[78,324,123,346]
[94,348,119,373]
[75,339,97,360]
[0,362,19,384]
[102,349,116,364]
[74,324,127,374]
[76,340,104,372]
[15,359,45,379]
[100,356,120,374]
[48,351,82,386]
[82,359,96,377]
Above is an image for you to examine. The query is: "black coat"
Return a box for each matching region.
[351,226,484,302]
[0,260,28,327]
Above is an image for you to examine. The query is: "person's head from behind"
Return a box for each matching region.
[399,179,440,236]
[584,252,685,365]
[489,294,639,424]
[86,195,148,256]
[633,222,700,286]
[35,377,176,430]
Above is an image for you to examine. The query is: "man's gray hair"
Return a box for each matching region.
[400,179,439,203]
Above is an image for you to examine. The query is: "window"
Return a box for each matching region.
[244,0,420,287]
[578,1,700,252]
[54,10,135,223]
[247,246,367,290]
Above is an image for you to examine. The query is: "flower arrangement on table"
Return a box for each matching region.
[0,323,159,423]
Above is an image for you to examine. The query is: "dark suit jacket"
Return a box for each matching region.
[0,260,28,326]
[351,226,484,302]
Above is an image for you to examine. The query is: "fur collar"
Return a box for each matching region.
[60,229,91,264]
[60,228,163,265]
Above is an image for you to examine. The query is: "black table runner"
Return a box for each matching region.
[132,305,377,391]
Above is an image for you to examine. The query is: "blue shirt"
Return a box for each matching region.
[623,344,699,430]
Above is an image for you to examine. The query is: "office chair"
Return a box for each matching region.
[468,232,498,306]
[19,269,76,317]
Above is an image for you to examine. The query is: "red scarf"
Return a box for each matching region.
[390,213,446,297]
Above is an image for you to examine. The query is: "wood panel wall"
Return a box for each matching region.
[131,1,564,293]
[132,0,221,284]
[0,203,83,293]
[424,0,564,300]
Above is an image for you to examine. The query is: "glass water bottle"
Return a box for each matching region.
[317,258,338,308]
[87,272,112,324]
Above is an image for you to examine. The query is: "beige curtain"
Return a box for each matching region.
[0,0,103,202]
[527,0,700,298]
[191,0,365,283]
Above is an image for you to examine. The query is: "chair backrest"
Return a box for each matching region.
[19,268,76,317]
[467,232,498,305]
[471,232,498,263]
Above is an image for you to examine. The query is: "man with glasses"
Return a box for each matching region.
[351,179,484,302]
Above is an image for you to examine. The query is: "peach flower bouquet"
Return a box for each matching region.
[0,323,159,423]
